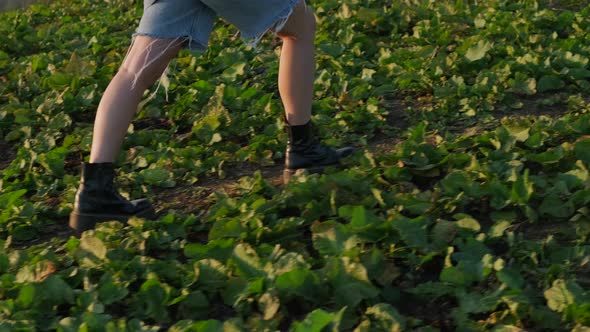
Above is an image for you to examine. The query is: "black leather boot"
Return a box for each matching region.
[284,121,355,182]
[69,163,157,232]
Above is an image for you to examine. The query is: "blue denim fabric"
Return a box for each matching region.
[136,0,299,51]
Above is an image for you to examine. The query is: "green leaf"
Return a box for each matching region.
[190,320,223,332]
[568,68,590,80]
[365,303,407,332]
[221,62,246,81]
[574,138,590,165]
[511,169,533,205]
[98,275,129,305]
[311,221,357,256]
[195,259,229,290]
[276,268,321,300]
[140,168,176,187]
[537,75,565,92]
[455,214,481,232]
[292,309,342,332]
[231,243,265,279]
[544,279,585,312]
[497,268,525,289]
[135,277,169,321]
[37,147,69,176]
[0,189,27,209]
[502,119,530,142]
[258,292,280,320]
[338,205,380,228]
[465,40,493,62]
[392,216,428,248]
[528,146,565,164]
[41,275,74,305]
[431,221,458,247]
[77,235,107,266]
[209,219,247,240]
[16,284,36,308]
[440,266,468,286]
[184,238,235,261]
[325,257,379,308]
[540,193,573,218]
[457,291,500,314]
[0,254,8,274]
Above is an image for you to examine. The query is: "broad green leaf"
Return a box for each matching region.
[189,320,223,332]
[140,168,175,187]
[511,169,533,204]
[497,268,525,289]
[338,205,379,228]
[221,62,246,81]
[292,309,340,332]
[209,219,247,240]
[457,291,500,314]
[98,275,129,305]
[258,292,280,320]
[544,279,585,312]
[465,40,493,62]
[326,257,379,308]
[195,259,229,289]
[502,119,530,142]
[440,266,468,286]
[431,221,458,247]
[78,235,107,264]
[537,75,565,92]
[41,275,74,305]
[365,303,407,332]
[135,277,169,321]
[16,284,35,308]
[540,193,573,218]
[184,238,235,261]
[574,138,590,165]
[276,268,321,300]
[455,214,481,232]
[311,221,357,256]
[391,216,428,248]
[231,243,265,279]
[0,254,8,274]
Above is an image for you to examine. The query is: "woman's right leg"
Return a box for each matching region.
[90,36,184,163]
[70,36,184,232]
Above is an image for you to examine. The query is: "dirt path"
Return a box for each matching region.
[0,139,16,170]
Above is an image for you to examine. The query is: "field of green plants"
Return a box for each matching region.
[1,0,590,330]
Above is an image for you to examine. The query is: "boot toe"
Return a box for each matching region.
[129,199,156,218]
[336,146,356,159]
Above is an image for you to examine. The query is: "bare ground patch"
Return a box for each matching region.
[0,138,17,170]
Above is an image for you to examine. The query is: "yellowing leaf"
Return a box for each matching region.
[465,40,493,62]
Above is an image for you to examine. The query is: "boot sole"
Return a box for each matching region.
[69,207,157,233]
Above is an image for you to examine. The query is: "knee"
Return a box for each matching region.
[276,2,316,42]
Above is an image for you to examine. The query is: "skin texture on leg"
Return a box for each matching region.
[89,36,183,163]
[276,0,316,126]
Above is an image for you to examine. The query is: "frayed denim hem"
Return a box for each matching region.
[242,0,299,49]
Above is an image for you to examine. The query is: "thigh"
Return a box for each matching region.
[122,36,182,74]
[200,0,298,40]
[121,36,183,87]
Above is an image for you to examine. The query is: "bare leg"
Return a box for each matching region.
[89,36,183,163]
[276,0,316,126]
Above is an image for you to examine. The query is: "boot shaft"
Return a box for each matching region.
[286,120,318,152]
[79,162,116,193]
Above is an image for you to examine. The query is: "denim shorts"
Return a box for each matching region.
[136,0,300,51]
